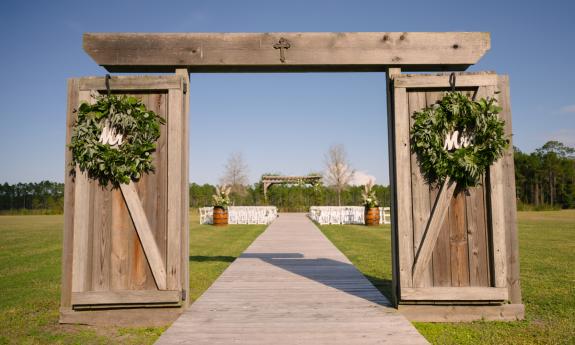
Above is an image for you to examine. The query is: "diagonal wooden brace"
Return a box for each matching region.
[411,177,457,286]
[120,181,167,290]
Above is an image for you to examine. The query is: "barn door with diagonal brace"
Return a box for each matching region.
[60,75,189,312]
[389,72,521,305]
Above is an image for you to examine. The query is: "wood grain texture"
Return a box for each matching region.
[120,182,167,290]
[497,75,522,303]
[71,290,181,305]
[449,191,469,287]
[393,86,414,289]
[78,76,182,91]
[155,214,428,345]
[408,90,433,287]
[166,85,183,291]
[394,72,498,88]
[398,303,524,322]
[83,32,490,72]
[412,178,457,286]
[59,307,183,326]
[386,67,402,307]
[401,287,507,301]
[61,79,79,307]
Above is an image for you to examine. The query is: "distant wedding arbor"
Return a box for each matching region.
[261,175,322,201]
[61,32,523,326]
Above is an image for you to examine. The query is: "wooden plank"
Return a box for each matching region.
[71,290,181,305]
[395,72,498,88]
[401,287,508,301]
[176,68,190,306]
[393,86,414,289]
[78,76,182,91]
[111,187,130,289]
[91,185,112,291]
[497,75,522,303]
[120,182,167,290]
[412,177,457,287]
[167,85,183,291]
[465,182,490,286]
[83,32,490,72]
[60,79,79,308]
[386,67,401,306]
[155,214,428,344]
[408,90,433,288]
[59,307,183,326]
[70,90,93,293]
[398,303,524,322]
[486,84,508,289]
[449,191,470,287]
[424,90,452,287]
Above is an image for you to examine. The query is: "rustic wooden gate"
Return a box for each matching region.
[60,74,190,325]
[388,72,523,321]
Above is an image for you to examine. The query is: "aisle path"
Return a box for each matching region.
[155,213,428,344]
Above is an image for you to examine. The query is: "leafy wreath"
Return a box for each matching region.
[410,91,508,188]
[69,93,165,186]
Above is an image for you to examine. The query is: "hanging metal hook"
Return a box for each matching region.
[105,74,111,96]
[449,72,456,92]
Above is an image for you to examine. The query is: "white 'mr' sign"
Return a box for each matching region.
[99,121,123,147]
[443,130,473,151]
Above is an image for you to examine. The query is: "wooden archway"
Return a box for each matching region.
[61,32,523,325]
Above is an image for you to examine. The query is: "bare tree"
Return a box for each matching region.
[324,144,355,206]
[220,152,249,196]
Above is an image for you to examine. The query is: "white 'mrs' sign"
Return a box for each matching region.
[443,130,473,151]
[99,121,123,147]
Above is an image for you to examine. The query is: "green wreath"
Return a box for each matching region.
[69,93,165,186]
[410,92,508,188]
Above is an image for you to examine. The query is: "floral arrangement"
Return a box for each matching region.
[361,181,379,208]
[212,184,231,209]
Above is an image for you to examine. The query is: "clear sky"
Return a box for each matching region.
[0,0,573,185]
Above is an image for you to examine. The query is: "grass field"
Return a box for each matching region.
[0,213,265,345]
[320,210,575,345]
[1,211,573,344]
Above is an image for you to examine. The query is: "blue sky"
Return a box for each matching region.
[0,0,573,185]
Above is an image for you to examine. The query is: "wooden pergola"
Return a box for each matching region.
[261,175,322,200]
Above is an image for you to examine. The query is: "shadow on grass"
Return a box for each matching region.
[240,252,393,306]
[189,255,236,263]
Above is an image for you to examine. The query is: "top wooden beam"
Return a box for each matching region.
[83,32,490,73]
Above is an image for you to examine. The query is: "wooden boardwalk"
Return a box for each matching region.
[155,213,428,344]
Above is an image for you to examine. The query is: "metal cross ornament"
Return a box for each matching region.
[273,37,291,63]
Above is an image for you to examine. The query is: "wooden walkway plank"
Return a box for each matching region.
[155,213,428,345]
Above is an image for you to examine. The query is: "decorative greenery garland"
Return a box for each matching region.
[410,92,508,188]
[69,93,165,186]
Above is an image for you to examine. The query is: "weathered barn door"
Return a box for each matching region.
[60,74,189,325]
[389,72,522,320]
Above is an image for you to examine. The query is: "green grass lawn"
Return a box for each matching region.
[0,213,265,345]
[320,210,575,345]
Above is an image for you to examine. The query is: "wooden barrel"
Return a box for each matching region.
[364,207,380,226]
[213,206,228,226]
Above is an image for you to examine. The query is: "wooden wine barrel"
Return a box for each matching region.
[364,207,380,226]
[213,206,228,226]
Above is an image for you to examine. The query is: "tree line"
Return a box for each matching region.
[514,141,575,209]
[0,181,64,214]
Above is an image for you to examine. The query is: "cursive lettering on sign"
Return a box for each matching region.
[443,130,473,151]
[99,121,123,147]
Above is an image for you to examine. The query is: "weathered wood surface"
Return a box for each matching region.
[401,287,508,301]
[398,303,524,322]
[155,214,428,345]
[84,32,490,73]
[71,290,181,305]
[61,76,188,324]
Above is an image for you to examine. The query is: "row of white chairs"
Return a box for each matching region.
[309,206,391,225]
[199,206,278,225]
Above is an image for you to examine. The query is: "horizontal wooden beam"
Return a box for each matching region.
[401,287,508,301]
[71,290,181,306]
[394,72,498,88]
[78,76,183,91]
[83,32,490,73]
[398,303,524,322]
